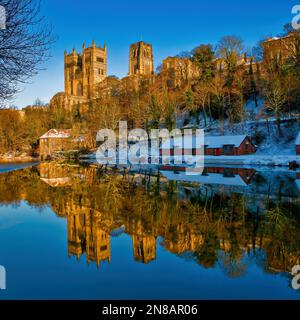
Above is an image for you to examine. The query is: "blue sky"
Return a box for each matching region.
[13,0,298,107]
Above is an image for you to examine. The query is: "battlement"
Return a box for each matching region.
[64,41,107,99]
[64,41,107,57]
[130,41,152,49]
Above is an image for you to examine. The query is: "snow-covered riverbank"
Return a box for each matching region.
[81,114,300,168]
[81,152,300,168]
[204,155,300,167]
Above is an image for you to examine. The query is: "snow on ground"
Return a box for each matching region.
[83,99,300,167]
[167,114,300,166]
[202,113,300,165]
[204,155,300,166]
[179,98,300,159]
[202,117,300,158]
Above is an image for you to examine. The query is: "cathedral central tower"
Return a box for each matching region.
[129,41,154,76]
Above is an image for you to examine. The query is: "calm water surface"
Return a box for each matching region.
[0,162,299,299]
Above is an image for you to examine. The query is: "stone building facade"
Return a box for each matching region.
[129,41,154,76]
[262,33,298,63]
[39,129,73,160]
[162,56,200,88]
[64,41,107,100]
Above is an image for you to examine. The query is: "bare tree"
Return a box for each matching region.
[252,38,267,62]
[0,0,53,104]
[216,36,244,69]
[264,79,287,135]
[216,36,244,89]
[33,97,45,106]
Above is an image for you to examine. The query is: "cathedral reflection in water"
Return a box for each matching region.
[21,162,299,274]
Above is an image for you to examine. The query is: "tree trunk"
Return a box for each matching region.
[276,111,281,136]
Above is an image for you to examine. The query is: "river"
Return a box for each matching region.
[0,162,299,299]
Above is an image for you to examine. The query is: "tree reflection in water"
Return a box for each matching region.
[0,162,299,275]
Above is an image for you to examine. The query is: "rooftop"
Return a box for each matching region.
[161,135,248,149]
[205,135,248,148]
[161,170,248,187]
[40,129,72,139]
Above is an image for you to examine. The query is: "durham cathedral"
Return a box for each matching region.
[49,39,201,112]
[49,33,296,113]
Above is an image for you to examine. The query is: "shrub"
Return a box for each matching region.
[252,130,265,145]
